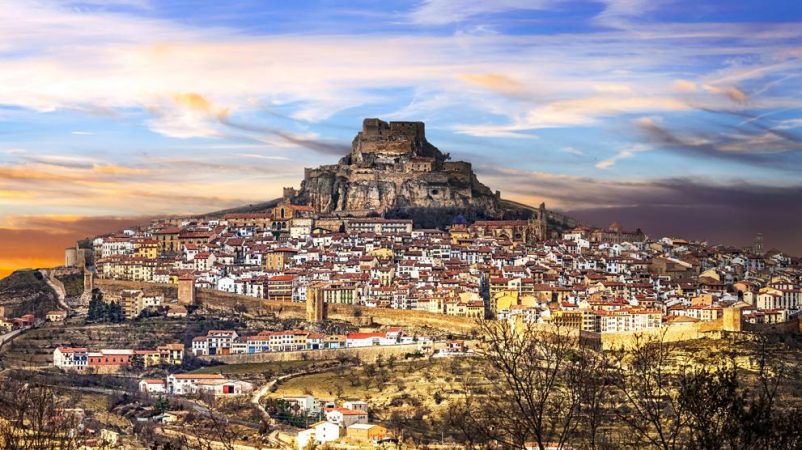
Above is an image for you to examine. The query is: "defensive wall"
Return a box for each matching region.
[96,279,802,349]
[96,278,177,299]
[199,342,434,365]
[95,279,478,334]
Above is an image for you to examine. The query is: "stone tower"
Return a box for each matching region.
[752,233,764,255]
[178,275,196,306]
[306,283,327,322]
[723,306,743,332]
[83,270,94,293]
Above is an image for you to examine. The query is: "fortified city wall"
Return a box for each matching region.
[95,279,802,348]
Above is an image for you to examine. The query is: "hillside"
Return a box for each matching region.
[0,270,61,318]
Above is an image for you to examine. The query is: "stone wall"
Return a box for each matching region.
[96,280,479,334]
[199,343,432,364]
[198,288,479,334]
[95,278,177,300]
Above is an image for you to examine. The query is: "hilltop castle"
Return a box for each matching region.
[287,118,551,238]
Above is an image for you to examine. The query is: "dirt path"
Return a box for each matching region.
[40,270,72,312]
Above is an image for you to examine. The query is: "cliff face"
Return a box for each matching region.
[294,118,505,218]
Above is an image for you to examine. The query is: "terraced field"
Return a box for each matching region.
[0,316,244,368]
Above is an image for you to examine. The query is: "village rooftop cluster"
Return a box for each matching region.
[71,201,802,334]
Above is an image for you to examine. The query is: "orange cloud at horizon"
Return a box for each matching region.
[0,216,150,280]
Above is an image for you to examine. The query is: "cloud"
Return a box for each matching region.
[595,141,651,170]
[636,114,802,167]
[674,79,697,92]
[562,146,584,156]
[476,164,802,253]
[408,0,561,25]
[0,215,151,278]
[702,84,748,104]
[458,73,529,97]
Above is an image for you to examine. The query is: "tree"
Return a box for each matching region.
[610,332,688,450]
[87,294,107,322]
[0,380,84,450]
[154,396,170,414]
[460,321,588,450]
[131,354,145,370]
[107,301,124,323]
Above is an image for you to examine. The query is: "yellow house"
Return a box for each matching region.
[492,290,519,315]
[368,248,394,259]
[134,239,160,259]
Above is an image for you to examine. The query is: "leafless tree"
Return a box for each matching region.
[0,380,83,450]
[460,320,589,450]
[609,331,688,450]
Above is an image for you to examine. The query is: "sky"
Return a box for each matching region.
[1,0,802,277]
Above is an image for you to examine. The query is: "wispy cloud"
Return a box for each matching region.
[408,0,563,25]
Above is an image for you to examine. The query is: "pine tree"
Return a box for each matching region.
[87,295,107,321]
[107,301,124,323]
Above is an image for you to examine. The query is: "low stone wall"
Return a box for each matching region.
[96,279,478,333]
[95,278,177,299]
[197,289,479,334]
[597,321,721,350]
[199,343,431,364]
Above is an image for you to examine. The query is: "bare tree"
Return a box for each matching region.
[0,380,83,450]
[609,332,688,450]
[461,320,588,450]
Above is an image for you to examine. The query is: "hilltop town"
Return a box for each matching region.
[2,119,802,449]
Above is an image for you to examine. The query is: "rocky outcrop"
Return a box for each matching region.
[293,118,507,218]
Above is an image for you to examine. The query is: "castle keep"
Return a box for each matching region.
[293,118,518,222]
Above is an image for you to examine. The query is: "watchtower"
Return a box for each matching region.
[83,270,94,293]
[306,283,327,322]
[178,276,196,306]
[723,306,743,332]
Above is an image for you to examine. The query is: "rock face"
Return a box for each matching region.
[293,118,506,218]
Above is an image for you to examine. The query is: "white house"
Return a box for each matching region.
[325,407,368,427]
[195,379,254,397]
[283,395,319,415]
[53,347,88,370]
[342,401,368,413]
[139,379,167,394]
[167,373,226,395]
[191,337,209,356]
[296,421,342,450]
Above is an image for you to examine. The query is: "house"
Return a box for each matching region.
[282,395,319,415]
[325,407,369,427]
[195,379,254,397]
[342,401,369,413]
[139,379,167,394]
[296,421,342,450]
[166,304,188,318]
[191,336,209,356]
[157,343,185,365]
[84,349,134,372]
[167,373,226,395]
[46,310,67,322]
[53,347,89,370]
[345,332,385,348]
[346,423,388,443]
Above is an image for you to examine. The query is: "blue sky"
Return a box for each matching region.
[1,0,802,272]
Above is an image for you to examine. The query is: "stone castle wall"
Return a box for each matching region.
[96,279,479,334]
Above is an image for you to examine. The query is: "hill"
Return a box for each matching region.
[0,270,61,318]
